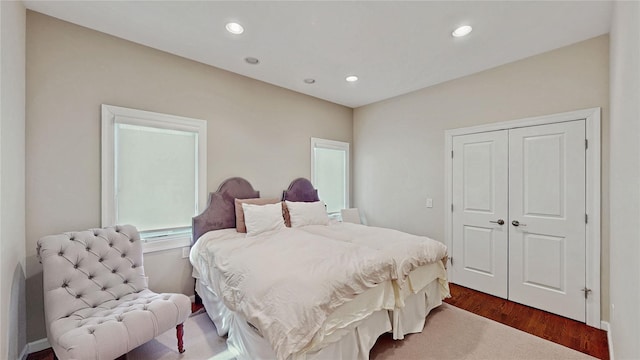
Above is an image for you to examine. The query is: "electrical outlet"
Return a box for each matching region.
[181,247,190,259]
[426,198,433,208]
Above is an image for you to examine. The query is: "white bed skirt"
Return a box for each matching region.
[228,308,392,360]
[195,279,233,336]
[392,278,445,340]
[196,277,447,359]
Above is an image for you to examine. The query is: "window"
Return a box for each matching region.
[101,105,207,253]
[311,138,349,214]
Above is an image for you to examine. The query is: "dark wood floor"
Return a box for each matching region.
[445,283,609,359]
[28,287,609,359]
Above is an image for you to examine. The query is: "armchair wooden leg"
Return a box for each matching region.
[177,323,185,353]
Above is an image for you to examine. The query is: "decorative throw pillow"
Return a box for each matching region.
[285,200,330,227]
[242,202,286,236]
[235,198,281,233]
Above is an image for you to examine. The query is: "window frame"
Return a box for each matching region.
[310,137,350,213]
[101,104,207,253]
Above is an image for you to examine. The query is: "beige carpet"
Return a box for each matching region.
[127,309,230,360]
[127,304,594,360]
[370,304,595,360]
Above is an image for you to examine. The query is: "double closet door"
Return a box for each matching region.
[451,120,586,322]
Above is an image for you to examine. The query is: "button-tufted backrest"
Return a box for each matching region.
[37,225,147,325]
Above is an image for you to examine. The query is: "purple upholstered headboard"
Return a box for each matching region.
[191,177,259,244]
[282,178,320,202]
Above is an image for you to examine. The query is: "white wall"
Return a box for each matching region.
[608,1,640,358]
[25,11,352,343]
[0,1,27,359]
[354,36,610,320]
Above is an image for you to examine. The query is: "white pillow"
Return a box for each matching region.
[242,202,285,236]
[285,200,330,227]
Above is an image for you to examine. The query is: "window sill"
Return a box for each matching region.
[142,234,191,254]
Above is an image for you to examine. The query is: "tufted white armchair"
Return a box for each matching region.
[37,225,191,360]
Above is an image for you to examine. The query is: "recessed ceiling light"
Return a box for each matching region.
[303,78,316,84]
[345,75,359,82]
[452,25,472,37]
[244,57,259,65]
[226,22,244,35]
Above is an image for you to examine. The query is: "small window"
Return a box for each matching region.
[101,105,207,252]
[311,138,349,214]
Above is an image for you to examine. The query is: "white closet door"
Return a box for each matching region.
[508,120,586,322]
[452,130,509,298]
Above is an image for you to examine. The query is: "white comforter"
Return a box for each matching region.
[192,227,394,360]
[298,222,448,286]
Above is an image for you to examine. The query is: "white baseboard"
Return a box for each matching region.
[600,321,614,360]
[27,338,51,354]
[190,294,196,303]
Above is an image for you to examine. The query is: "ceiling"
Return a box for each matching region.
[23,1,612,108]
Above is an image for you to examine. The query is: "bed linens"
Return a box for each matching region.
[298,222,447,285]
[193,227,395,360]
[397,262,449,307]
[194,279,233,336]
[227,306,393,360]
[191,232,397,354]
[191,229,242,336]
[190,229,240,297]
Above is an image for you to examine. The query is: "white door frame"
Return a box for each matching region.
[444,107,601,328]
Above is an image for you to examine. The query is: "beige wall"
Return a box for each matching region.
[25,11,352,342]
[354,36,610,320]
[609,1,640,358]
[0,1,27,359]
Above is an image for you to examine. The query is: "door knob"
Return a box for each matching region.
[512,220,526,227]
[489,219,505,225]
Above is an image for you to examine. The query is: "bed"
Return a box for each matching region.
[190,177,449,360]
[282,178,450,339]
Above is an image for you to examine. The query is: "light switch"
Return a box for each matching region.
[182,247,190,259]
[426,198,433,208]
